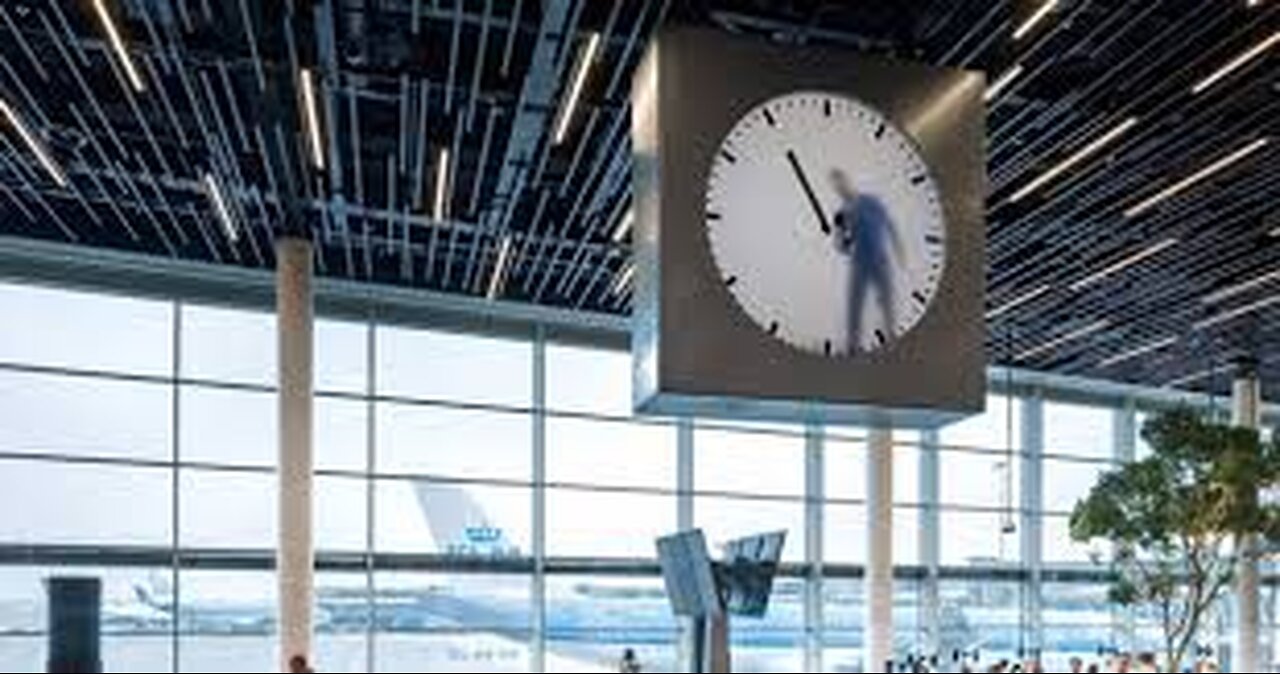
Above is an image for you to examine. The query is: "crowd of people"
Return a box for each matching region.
[897,651,1224,673]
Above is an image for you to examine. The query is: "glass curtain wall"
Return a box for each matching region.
[0,279,1258,672]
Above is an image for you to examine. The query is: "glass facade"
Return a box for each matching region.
[0,279,1267,672]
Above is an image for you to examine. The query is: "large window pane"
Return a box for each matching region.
[696,496,804,563]
[940,394,1021,451]
[181,386,273,467]
[376,327,531,408]
[317,319,368,394]
[731,577,805,673]
[181,305,274,386]
[180,469,274,549]
[1045,402,1114,459]
[824,505,920,566]
[1042,582,1116,670]
[1044,515,1106,565]
[937,579,1025,664]
[0,282,172,376]
[0,459,171,545]
[1043,458,1111,515]
[377,403,530,482]
[545,575,676,673]
[374,572,530,673]
[547,416,674,490]
[939,449,1020,509]
[547,488,673,559]
[376,479,530,557]
[317,475,368,553]
[178,571,275,673]
[0,566,174,673]
[545,344,631,417]
[939,510,1020,566]
[695,427,804,498]
[315,571,370,673]
[0,370,171,461]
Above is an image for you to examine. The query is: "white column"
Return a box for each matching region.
[1111,401,1137,653]
[531,327,547,673]
[277,237,315,669]
[918,429,941,662]
[805,423,824,673]
[866,426,894,673]
[1233,362,1262,674]
[1020,394,1044,659]
[677,417,696,673]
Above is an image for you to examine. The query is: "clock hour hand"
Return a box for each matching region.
[785,150,831,236]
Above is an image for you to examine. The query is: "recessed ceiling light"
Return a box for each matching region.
[1017,319,1111,361]
[299,68,325,171]
[1191,30,1280,95]
[1202,269,1280,305]
[553,32,602,146]
[91,0,146,93]
[202,172,238,242]
[1014,0,1061,41]
[986,284,1052,319]
[486,235,514,301]
[1125,137,1270,218]
[1069,238,1179,292]
[0,98,68,187]
[1098,336,1178,368]
[1193,293,1280,330]
[1009,117,1140,203]
[433,147,451,223]
[985,64,1025,102]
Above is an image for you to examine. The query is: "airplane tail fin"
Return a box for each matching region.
[412,481,519,557]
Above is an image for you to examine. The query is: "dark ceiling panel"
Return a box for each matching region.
[0,0,1277,398]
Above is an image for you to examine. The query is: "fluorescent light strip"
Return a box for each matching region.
[552,32,602,146]
[486,235,514,300]
[986,284,1052,319]
[1165,368,1216,389]
[202,173,238,242]
[1191,30,1280,95]
[92,0,145,92]
[0,98,68,187]
[985,64,1026,102]
[433,147,451,223]
[299,68,325,170]
[611,208,635,243]
[1014,0,1061,41]
[1016,319,1110,361]
[1193,293,1280,330]
[609,263,635,296]
[1009,117,1140,203]
[1069,238,1179,291]
[1099,336,1178,368]
[1125,137,1270,218]
[1202,269,1280,305]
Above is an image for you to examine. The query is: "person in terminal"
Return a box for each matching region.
[287,654,315,673]
[618,647,641,673]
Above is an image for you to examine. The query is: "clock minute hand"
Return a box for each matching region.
[785,150,831,236]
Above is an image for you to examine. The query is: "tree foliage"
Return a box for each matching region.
[1070,409,1280,672]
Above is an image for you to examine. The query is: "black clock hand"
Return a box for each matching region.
[786,150,831,236]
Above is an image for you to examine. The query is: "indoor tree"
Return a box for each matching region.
[1070,408,1280,672]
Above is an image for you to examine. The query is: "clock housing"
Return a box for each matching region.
[631,27,987,428]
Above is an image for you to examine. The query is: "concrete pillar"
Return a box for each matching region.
[804,423,824,673]
[276,237,315,669]
[1233,360,1262,674]
[919,429,942,662]
[866,427,894,673]
[1112,401,1137,652]
[677,418,696,673]
[531,327,547,673]
[1020,394,1044,659]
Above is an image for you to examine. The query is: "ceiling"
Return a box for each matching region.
[0,0,1276,398]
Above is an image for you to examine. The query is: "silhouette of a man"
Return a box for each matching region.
[831,170,903,351]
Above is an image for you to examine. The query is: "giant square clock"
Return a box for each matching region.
[631,27,987,429]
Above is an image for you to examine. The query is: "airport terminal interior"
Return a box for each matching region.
[0,0,1278,672]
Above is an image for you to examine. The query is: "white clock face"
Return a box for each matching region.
[705,91,947,356]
